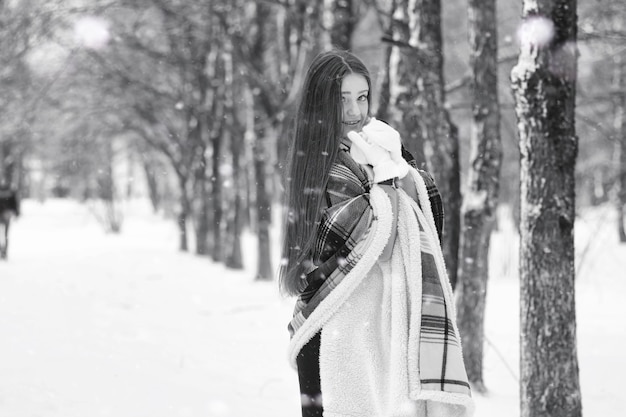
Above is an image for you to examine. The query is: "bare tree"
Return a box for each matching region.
[85,0,218,253]
[0,1,46,188]
[455,0,501,393]
[216,0,325,279]
[511,0,583,415]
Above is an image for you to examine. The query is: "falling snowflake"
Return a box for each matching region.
[74,16,110,50]
[219,164,233,177]
[517,16,555,48]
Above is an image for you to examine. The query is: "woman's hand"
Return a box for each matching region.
[347,130,401,183]
[348,118,409,181]
[361,118,402,159]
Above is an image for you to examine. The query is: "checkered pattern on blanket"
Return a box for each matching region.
[287,147,472,412]
[413,206,470,394]
[288,147,444,337]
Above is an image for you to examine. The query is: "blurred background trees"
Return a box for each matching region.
[0,0,624,404]
[4,0,621,264]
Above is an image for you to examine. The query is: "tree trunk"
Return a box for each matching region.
[96,137,123,233]
[206,26,226,262]
[322,0,356,50]
[176,174,191,252]
[225,128,245,270]
[455,0,501,393]
[249,1,274,281]
[141,154,161,213]
[0,140,13,185]
[612,49,626,242]
[210,127,224,262]
[388,0,461,289]
[252,119,274,281]
[194,147,210,256]
[511,1,582,416]
[375,0,394,121]
[222,35,244,270]
[125,147,135,199]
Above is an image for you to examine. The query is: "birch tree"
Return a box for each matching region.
[455,0,501,392]
[511,0,582,415]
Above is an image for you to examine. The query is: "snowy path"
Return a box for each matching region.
[0,199,624,416]
[0,200,300,417]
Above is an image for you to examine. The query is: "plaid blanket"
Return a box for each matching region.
[288,148,443,336]
[287,149,473,416]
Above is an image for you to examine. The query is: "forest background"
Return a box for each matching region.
[1,0,624,415]
[2,0,622,273]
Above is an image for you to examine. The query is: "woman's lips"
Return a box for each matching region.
[343,120,361,126]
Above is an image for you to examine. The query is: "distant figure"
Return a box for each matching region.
[0,180,19,260]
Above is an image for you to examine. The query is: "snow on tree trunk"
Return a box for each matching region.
[455,0,501,393]
[510,1,583,416]
[387,0,461,289]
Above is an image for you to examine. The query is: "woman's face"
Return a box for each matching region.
[340,73,369,138]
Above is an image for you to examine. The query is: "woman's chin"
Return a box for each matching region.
[342,123,363,137]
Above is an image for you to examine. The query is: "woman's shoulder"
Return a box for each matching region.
[400,146,437,187]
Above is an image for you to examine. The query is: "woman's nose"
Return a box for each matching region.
[346,100,359,116]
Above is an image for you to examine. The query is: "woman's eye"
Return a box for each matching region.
[358,95,368,102]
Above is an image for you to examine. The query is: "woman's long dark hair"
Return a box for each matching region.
[279,50,372,297]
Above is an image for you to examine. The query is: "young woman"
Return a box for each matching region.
[280,50,473,417]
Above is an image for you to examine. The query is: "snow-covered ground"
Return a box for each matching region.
[0,198,624,416]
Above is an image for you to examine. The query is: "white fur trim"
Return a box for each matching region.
[288,177,474,417]
[287,185,393,367]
